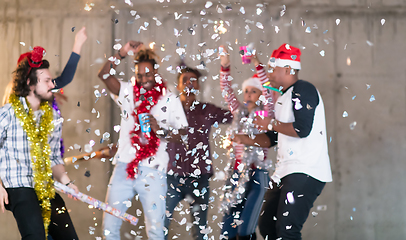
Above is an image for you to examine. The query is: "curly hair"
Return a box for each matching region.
[12,58,50,97]
[134,48,159,69]
[177,66,202,84]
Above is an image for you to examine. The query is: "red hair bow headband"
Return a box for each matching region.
[17,46,46,68]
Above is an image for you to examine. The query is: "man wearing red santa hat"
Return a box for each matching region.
[251,43,333,240]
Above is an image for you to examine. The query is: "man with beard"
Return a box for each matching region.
[0,46,80,240]
[164,66,232,240]
[98,41,188,240]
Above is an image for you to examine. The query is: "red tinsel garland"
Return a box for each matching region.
[126,78,166,179]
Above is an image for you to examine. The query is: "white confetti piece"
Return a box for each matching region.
[275,26,280,33]
[174,12,182,20]
[114,125,121,132]
[113,43,122,50]
[369,95,375,102]
[342,111,348,118]
[240,6,245,14]
[305,27,311,33]
[349,121,357,130]
[256,22,264,29]
[103,132,110,140]
[95,129,101,136]
[319,50,325,57]
[287,192,295,204]
[366,40,374,46]
[336,18,340,25]
[256,8,262,15]
[179,218,187,225]
[381,19,385,25]
[205,1,213,8]
[130,10,137,16]
[124,0,133,6]
[86,185,92,191]
[84,144,92,153]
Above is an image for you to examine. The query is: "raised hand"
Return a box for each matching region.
[244,51,260,66]
[219,45,230,68]
[120,41,143,58]
[72,26,87,54]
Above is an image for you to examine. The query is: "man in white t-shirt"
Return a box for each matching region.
[253,43,333,240]
[97,41,188,240]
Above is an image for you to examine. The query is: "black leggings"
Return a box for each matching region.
[258,173,325,240]
[6,188,78,240]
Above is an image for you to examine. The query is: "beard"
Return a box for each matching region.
[34,89,53,102]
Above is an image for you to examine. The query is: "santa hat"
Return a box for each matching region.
[269,43,301,70]
[242,74,262,91]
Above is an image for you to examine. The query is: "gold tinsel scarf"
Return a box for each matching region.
[9,94,55,237]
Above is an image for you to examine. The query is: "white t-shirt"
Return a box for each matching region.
[111,81,188,173]
[273,81,332,183]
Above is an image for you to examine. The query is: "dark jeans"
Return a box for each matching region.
[258,173,325,240]
[165,174,210,240]
[222,169,269,238]
[6,188,78,240]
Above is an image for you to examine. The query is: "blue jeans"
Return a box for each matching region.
[222,169,270,238]
[103,163,167,240]
[165,174,210,240]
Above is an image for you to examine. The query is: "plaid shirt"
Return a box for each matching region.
[0,97,64,188]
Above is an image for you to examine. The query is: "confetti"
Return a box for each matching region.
[124,0,133,6]
[305,27,311,33]
[256,8,262,15]
[287,192,295,204]
[113,43,122,50]
[366,40,374,46]
[349,121,357,130]
[381,19,385,25]
[319,50,325,57]
[369,95,375,102]
[342,111,348,118]
[256,22,264,29]
[205,1,213,8]
[84,3,93,11]
[240,7,245,14]
[336,18,340,25]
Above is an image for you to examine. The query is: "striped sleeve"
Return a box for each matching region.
[220,66,240,114]
[256,64,275,119]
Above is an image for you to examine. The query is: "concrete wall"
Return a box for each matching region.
[0,0,405,239]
